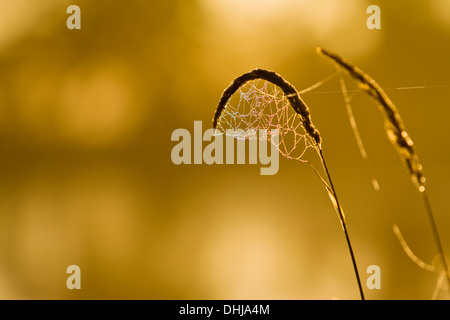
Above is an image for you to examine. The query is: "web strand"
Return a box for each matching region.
[301,84,449,95]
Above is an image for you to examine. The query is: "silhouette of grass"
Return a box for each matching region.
[213,68,365,299]
[317,46,450,294]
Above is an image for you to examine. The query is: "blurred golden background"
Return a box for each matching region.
[0,0,449,299]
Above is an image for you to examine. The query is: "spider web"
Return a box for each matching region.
[215,79,316,161]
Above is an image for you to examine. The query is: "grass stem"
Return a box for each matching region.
[319,149,365,300]
[421,189,450,292]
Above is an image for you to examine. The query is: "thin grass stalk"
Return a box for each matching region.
[319,149,365,300]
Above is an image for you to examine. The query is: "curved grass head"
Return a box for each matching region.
[213,68,365,299]
[316,47,425,189]
[213,68,322,150]
[316,46,450,294]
